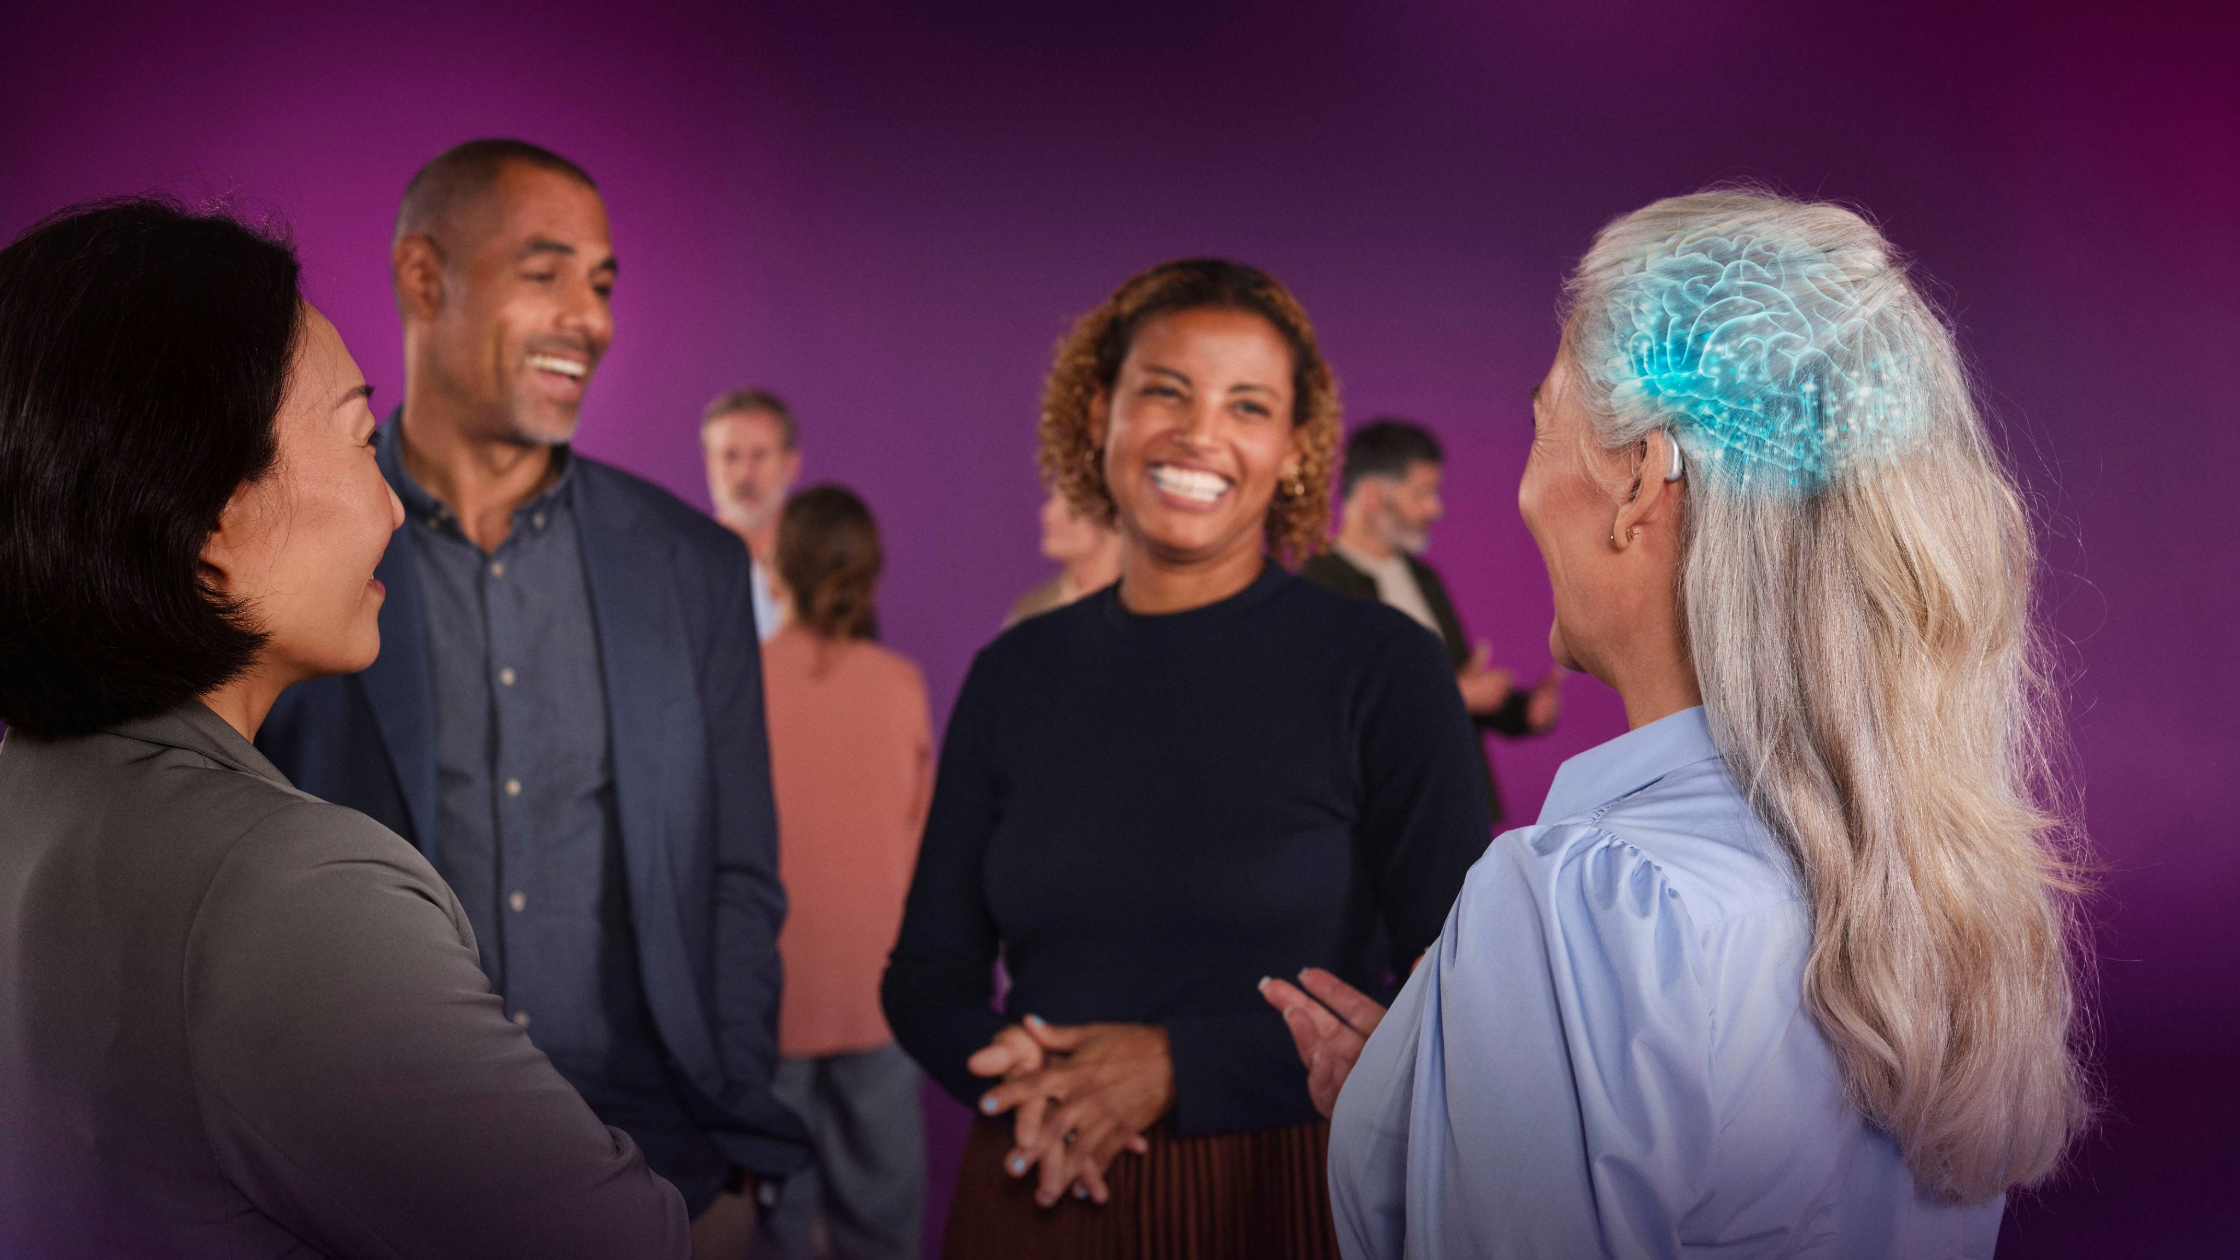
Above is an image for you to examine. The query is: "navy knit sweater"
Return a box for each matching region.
[881,564,1493,1135]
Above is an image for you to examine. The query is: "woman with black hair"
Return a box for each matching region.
[0,198,689,1257]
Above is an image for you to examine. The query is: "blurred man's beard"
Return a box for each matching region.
[1381,506,1430,556]
[502,399,582,447]
[722,492,778,534]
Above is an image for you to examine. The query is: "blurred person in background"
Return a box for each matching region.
[0,196,688,1257]
[1265,190,2091,1258]
[1004,484,1124,627]
[753,485,932,1260]
[883,259,1492,1258]
[704,388,804,641]
[1301,418,1561,824]
[257,139,807,1255]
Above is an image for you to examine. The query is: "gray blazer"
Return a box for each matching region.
[0,704,690,1258]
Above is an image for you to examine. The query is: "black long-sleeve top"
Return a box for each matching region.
[881,564,1493,1136]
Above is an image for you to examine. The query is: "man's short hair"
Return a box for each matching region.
[1341,418,1444,498]
[702,388,797,450]
[393,138,597,251]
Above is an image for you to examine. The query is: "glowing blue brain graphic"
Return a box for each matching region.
[1603,236,1925,493]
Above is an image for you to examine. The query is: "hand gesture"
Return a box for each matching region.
[1525,667,1564,731]
[1258,968,1387,1118]
[1456,643,1516,716]
[968,1017,1166,1207]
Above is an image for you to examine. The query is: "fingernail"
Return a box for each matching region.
[1073,1185,1089,1199]
[1037,1193,1055,1207]
[1256,976,1271,990]
[1008,1155,1028,1175]
[1025,1013,1046,1029]
[980,1095,999,1114]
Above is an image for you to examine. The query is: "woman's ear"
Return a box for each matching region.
[1610,428,1683,549]
[1086,388,1110,450]
[198,483,257,595]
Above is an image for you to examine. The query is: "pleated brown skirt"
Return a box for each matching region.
[941,1116,1340,1259]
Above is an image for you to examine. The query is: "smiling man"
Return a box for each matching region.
[1301,418,1562,826]
[257,139,808,1255]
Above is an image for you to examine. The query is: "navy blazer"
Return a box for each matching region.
[259,441,810,1178]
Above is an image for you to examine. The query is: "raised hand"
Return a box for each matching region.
[1456,642,1517,715]
[1258,968,1387,1118]
[970,1017,1166,1207]
[1525,667,1564,731]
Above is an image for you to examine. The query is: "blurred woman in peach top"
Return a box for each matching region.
[755,485,933,1260]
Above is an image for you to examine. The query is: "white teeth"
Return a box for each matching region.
[527,354,588,378]
[1150,464,1229,504]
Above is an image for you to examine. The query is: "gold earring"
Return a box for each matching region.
[1279,470,1306,500]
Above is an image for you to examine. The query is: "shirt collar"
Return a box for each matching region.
[1536,705,1722,825]
[106,702,296,791]
[378,407,576,532]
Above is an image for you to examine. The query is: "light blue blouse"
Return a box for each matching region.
[1327,707,2002,1258]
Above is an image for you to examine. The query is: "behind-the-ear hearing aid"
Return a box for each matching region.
[1664,432,1685,482]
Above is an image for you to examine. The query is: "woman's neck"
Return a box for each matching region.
[1116,538,1264,615]
[197,661,299,743]
[1599,629,1704,731]
[1061,536,1124,600]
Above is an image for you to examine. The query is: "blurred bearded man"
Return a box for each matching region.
[701,390,802,640]
[258,138,809,1256]
[1302,418,1562,824]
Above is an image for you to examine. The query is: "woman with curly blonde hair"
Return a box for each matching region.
[884,259,1495,1257]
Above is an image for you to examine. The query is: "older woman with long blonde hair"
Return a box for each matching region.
[1264,190,2090,1256]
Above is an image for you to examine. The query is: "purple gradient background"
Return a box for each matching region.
[5,2,2234,1253]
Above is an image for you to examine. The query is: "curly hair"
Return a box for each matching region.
[1037,258,1340,566]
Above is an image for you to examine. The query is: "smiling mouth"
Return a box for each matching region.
[526,353,589,380]
[1149,463,1232,506]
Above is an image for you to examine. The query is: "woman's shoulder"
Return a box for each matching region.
[848,639,929,697]
[1480,765,1804,938]
[4,725,448,927]
[1270,566,1430,642]
[768,628,926,697]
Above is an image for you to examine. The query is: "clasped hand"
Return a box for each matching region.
[967,1016,1171,1207]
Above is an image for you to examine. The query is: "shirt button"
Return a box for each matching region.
[504,778,522,797]
[489,560,505,578]
[498,667,517,687]
[512,1011,531,1028]
[532,513,547,530]
[508,890,527,912]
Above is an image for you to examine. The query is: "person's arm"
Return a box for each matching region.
[1358,626,1499,956]
[881,651,1010,1108]
[901,663,935,854]
[699,542,811,1177]
[186,802,690,1259]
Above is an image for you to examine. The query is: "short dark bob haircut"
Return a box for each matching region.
[0,196,303,736]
